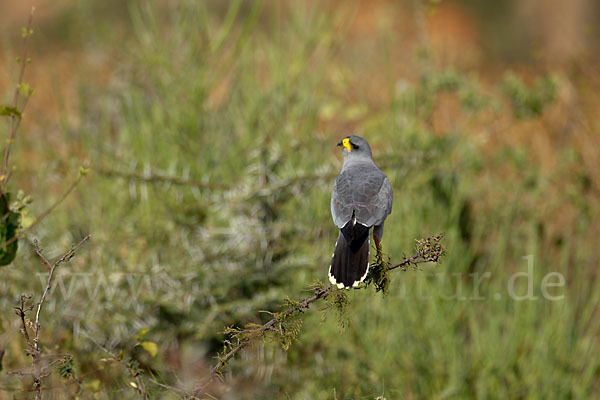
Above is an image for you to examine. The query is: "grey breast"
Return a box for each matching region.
[331,162,393,228]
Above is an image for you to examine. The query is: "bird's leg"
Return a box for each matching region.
[374,235,383,263]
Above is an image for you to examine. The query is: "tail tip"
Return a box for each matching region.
[328,266,348,289]
[328,264,369,289]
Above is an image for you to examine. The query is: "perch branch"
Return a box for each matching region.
[211,284,333,376]
[208,233,445,381]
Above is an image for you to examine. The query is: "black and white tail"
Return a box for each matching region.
[329,218,370,289]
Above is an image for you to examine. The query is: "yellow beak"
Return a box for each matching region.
[337,138,352,152]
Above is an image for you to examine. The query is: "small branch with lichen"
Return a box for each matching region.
[205,233,445,384]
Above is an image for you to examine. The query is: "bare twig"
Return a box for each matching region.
[96,166,229,190]
[13,295,33,348]
[1,7,35,190]
[32,235,91,353]
[96,165,338,193]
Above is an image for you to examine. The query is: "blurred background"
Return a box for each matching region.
[1,0,599,398]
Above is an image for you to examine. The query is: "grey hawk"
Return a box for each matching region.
[329,135,393,288]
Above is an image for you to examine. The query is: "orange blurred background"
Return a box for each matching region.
[1,0,599,179]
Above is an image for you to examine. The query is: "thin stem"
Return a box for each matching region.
[1,7,35,189]
[389,254,420,271]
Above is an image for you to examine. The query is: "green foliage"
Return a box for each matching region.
[0,193,20,266]
[414,232,446,263]
[276,314,303,351]
[57,356,75,380]
[322,289,350,331]
[20,26,34,38]
[0,105,21,118]
[501,71,557,118]
[365,254,391,295]
[398,68,492,121]
[17,82,34,97]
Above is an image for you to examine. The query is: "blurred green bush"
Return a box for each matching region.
[1,1,599,399]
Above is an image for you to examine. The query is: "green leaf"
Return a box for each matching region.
[21,27,34,38]
[139,341,158,357]
[58,356,75,379]
[0,193,20,266]
[83,379,101,392]
[136,328,149,340]
[0,105,21,118]
[17,82,34,97]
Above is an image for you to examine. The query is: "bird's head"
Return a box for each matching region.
[337,135,373,160]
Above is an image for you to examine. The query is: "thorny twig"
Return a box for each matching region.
[11,235,90,399]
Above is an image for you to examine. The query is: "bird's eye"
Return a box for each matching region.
[350,142,359,150]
